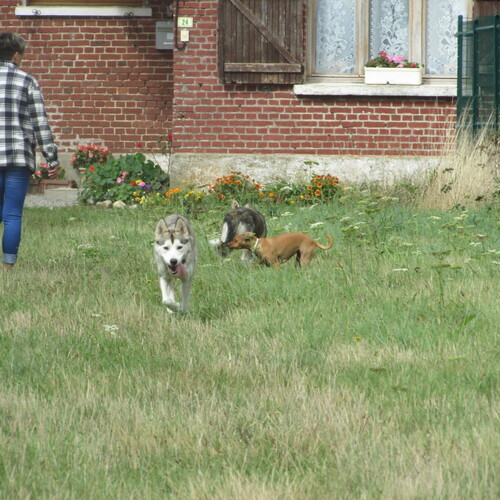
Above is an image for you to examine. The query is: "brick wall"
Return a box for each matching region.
[2,0,458,185]
[173,1,456,158]
[2,0,173,158]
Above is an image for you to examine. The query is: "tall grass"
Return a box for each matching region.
[420,121,500,210]
[1,195,499,499]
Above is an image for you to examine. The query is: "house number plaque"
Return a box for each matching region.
[177,17,193,28]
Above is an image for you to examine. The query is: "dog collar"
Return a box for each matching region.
[253,238,259,249]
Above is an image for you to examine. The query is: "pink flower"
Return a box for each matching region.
[388,55,405,64]
[138,181,146,187]
[121,171,128,177]
[136,142,143,148]
[117,177,123,183]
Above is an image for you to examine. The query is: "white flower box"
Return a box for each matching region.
[364,67,423,85]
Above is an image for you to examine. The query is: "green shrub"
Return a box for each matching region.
[208,172,262,205]
[79,153,169,204]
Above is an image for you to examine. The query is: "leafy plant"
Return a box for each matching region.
[208,171,261,204]
[79,153,169,203]
[307,174,341,201]
[70,144,109,172]
[366,51,422,68]
[258,177,307,204]
[31,163,65,180]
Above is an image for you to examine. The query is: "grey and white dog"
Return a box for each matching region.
[209,200,267,261]
[154,214,198,314]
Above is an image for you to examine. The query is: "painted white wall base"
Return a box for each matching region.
[170,153,440,189]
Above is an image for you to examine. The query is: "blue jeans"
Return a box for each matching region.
[0,168,31,264]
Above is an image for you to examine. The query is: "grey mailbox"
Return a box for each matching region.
[156,21,174,50]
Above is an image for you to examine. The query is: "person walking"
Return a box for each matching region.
[0,31,60,271]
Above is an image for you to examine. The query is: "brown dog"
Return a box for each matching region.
[228,232,333,269]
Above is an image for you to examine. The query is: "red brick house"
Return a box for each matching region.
[4,1,497,187]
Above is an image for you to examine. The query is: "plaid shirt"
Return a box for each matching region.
[0,61,58,172]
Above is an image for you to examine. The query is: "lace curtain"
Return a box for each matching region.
[315,0,356,73]
[369,0,409,60]
[426,0,466,74]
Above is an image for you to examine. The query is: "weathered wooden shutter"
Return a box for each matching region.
[473,1,500,18]
[219,0,304,85]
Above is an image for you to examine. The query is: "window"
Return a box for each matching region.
[311,0,472,80]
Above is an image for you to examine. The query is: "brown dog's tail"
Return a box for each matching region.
[315,233,333,250]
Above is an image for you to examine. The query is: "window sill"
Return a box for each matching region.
[294,82,457,98]
[15,6,152,17]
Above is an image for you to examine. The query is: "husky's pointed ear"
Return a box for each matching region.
[175,217,190,238]
[155,219,168,239]
[231,200,240,209]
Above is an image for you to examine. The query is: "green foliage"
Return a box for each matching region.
[31,163,65,180]
[208,171,262,205]
[79,153,170,203]
[70,143,109,171]
[258,176,307,203]
[365,50,422,68]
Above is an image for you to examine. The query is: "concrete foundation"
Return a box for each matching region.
[170,153,441,189]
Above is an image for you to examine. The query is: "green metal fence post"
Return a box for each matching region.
[457,15,464,125]
[473,18,479,133]
[495,15,499,130]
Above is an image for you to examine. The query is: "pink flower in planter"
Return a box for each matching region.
[388,55,405,65]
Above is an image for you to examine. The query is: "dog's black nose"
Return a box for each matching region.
[170,258,178,266]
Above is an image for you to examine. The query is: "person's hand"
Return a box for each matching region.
[47,161,61,179]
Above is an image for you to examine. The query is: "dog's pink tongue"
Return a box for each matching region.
[177,264,186,277]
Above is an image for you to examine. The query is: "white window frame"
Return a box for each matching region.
[15,1,151,17]
[304,0,473,87]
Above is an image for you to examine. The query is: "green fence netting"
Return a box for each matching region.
[457,15,500,132]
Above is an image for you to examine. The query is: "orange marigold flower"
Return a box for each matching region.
[218,193,225,199]
[173,188,180,193]
[269,193,275,197]
[315,189,322,196]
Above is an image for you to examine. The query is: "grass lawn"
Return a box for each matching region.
[1,195,499,499]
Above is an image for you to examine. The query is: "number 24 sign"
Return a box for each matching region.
[177,17,193,28]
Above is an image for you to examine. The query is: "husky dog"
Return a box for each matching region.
[154,214,198,314]
[209,200,267,261]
